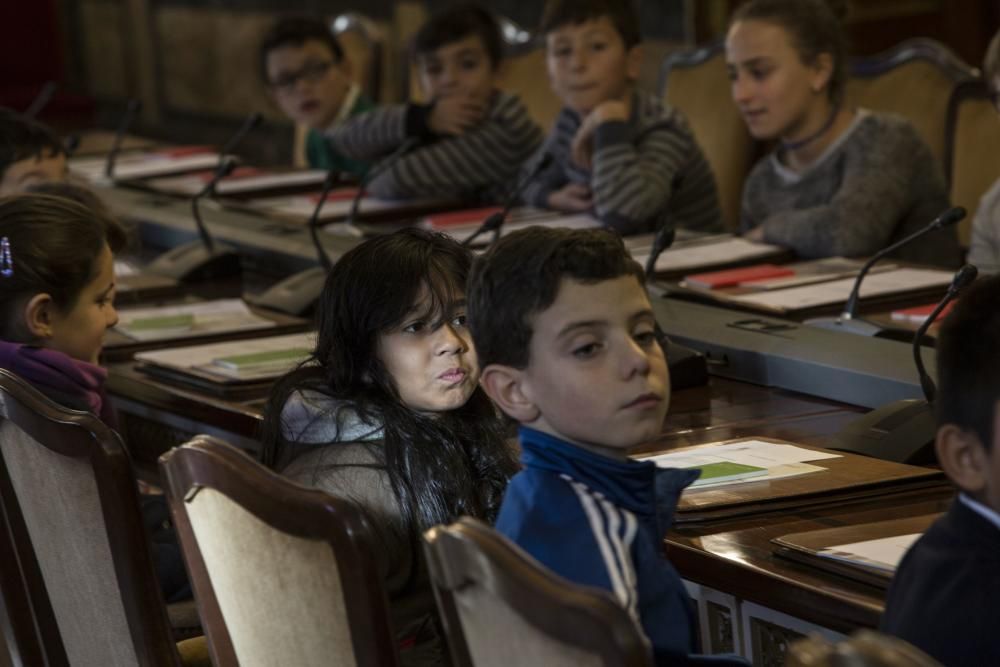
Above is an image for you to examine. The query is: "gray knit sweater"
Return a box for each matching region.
[521,89,723,235]
[741,111,960,268]
[325,90,543,203]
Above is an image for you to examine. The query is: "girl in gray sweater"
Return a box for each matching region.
[726,0,960,267]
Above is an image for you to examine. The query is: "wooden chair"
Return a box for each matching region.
[0,368,182,666]
[660,43,755,231]
[786,630,943,667]
[846,38,977,169]
[423,517,654,667]
[159,435,399,667]
[945,78,1000,246]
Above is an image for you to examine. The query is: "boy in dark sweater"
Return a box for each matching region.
[468,227,704,664]
[881,274,1000,666]
[522,0,722,235]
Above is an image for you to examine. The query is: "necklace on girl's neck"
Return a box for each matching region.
[781,103,841,153]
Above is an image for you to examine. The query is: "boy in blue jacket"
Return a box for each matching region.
[467,226,701,664]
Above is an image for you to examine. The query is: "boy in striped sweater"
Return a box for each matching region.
[524,0,723,235]
[326,4,543,202]
[468,227,702,665]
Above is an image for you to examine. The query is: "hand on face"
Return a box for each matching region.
[743,225,765,242]
[547,182,593,212]
[570,100,629,169]
[428,94,489,136]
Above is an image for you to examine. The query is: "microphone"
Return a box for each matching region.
[462,152,554,247]
[913,263,977,402]
[145,157,242,282]
[219,112,263,165]
[24,81,57,119]
[841,206,965,321]
[643,223,677,278]
[338,137,421,236]
[249,169,344,316]
[104,99,142,179]
[63,134,80,158]
[830,262,977,464]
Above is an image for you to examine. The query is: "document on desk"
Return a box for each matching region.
[639,440,841,488]
[816,533,921,573]
[631,236,785,273]
[725,267,952,311]
[248,189,450,222]
[69,149,222,182]
[437,212,602,244]
[143,168,327,196]
[136,332,316,381]
[115,299,276,341]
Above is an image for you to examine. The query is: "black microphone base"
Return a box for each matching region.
[805,315,883,337]
[146,241,242,283]
[247,266,326,316]
[828,399,937,464]
[665,340,709,390]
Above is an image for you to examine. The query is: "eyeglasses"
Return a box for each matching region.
[268,60,334,94]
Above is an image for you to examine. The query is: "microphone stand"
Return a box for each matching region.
[334,137,420,237]
[830,263,977,464]
[249,170,343,315]
[24,81,57,119]
[807,206,966,336]
[644,224,709,390]
[104,99,142,180]
[146,158,242,282]
[462,153,554,247]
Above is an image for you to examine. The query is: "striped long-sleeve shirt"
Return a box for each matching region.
[496,427,703,665]
[523,90,723,235]
[325,91,543,202]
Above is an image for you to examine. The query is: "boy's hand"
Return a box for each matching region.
[547,183,593,212]
[428,95,488,136]
[571,101,629,170]
[743,226,765,242]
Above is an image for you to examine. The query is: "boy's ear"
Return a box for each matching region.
[626,44,643,82]
[23,293,55,340]
[936,424,989,495]
[809,52,834,93]
[479,364,540,423]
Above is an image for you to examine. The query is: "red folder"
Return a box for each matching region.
[890,301,955,325]
[424,207,502,229]
[685,264,795,290]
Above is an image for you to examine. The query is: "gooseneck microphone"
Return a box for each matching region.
[309,169,343,272]
[192,158,238,252]
[104,99,142,179]
[841,206,966,321]
[341,137,421,234]
[462,152,554,247]
[24,81,57,119]
[219,112,263,164]
[643,223,677,278]
[913,263,977,402]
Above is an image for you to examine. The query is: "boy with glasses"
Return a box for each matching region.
[259,16,373,177]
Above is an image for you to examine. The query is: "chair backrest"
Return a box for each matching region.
[786,630,943,667]
[423,517,654,667]
[846,38,976,169]
[331,12,385,103]
[660,43,754,231]
[159,435,398,667]
[0,369,178,667]
[946,78,1000,246]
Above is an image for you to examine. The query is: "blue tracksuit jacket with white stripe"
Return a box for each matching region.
[496,427,700,663]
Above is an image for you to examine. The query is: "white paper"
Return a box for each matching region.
[141,169,327,196]
[726,268,952,311]
[249,190,448,222]
[640,439,841,470]
[115,298,275,341]
[817,533,922,572]
[113,259,139,277]
[136,332,316,380]
[632,237,784,273]
[440,212,602,244]
[70,152,222,182]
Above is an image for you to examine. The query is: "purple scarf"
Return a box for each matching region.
[0,340,117,428]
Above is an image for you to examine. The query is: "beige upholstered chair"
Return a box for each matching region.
[786,630,943,667]
[159,435,398,667]
[660,43,755,231]
[846,38,976,169]
[423,517,654,667]
[0,368,183,666]
[946,79,1000,246]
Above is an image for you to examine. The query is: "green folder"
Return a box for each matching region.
[212,347,311,370]
[686,461,768,486]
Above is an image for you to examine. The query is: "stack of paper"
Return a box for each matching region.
[115,299,276,342]
[632,236,785,274]
[639,440,842,488]
[816,533,921,573]
[247,189,448,223]
[142,168,327,196]
[425,210,602,244]
[135,332,315,381]
[70,147,222,182]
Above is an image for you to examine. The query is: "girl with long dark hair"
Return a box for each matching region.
[261,227,517,666]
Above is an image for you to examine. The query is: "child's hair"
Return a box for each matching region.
[0,108,65,180]
[935,274,1000,452]
[729,0,849,105]
[539,0,641,50]
[984,28,1000,85]
[261,228,517,531]
[467,226,645,370]
[412,3,504,70]
[0,193,126,340]
[258,16,345,83]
